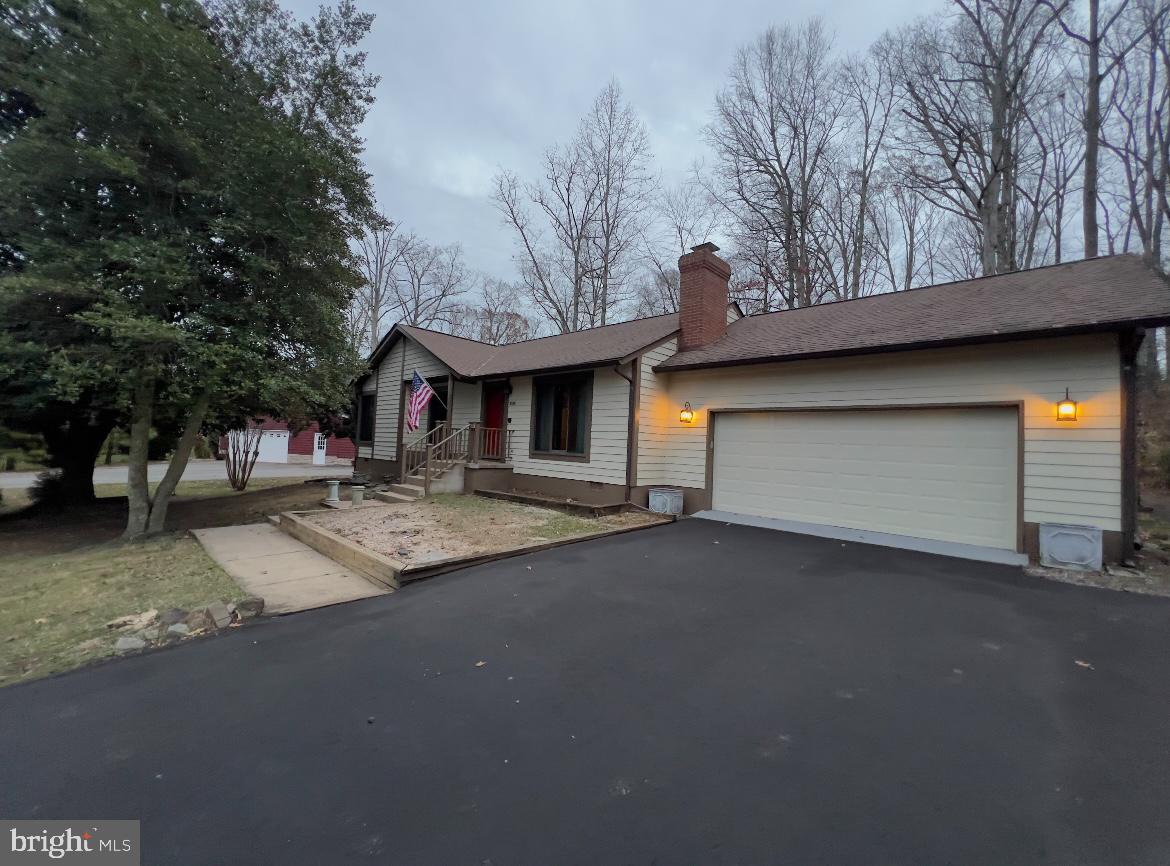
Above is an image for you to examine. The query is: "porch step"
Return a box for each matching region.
[387,482,425,499]
[371,490,417,504]
[406,472,443,485]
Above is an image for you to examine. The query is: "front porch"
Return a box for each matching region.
[371,421,516,504]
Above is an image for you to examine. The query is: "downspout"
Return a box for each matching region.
[613,360,637,504]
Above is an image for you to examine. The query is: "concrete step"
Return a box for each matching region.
[371,489,417,504]
[387,482,425,499]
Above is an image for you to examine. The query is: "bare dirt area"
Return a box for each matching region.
[306,494,666,565]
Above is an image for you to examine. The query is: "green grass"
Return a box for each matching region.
[427,492,602,538]
[532,512,600,538]
[0,534,243,685]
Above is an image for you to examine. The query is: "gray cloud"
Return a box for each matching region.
[284,0,943,279]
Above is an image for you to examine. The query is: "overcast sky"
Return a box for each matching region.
[284,0,945,281]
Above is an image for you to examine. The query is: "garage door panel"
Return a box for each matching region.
[712,409,1018,550]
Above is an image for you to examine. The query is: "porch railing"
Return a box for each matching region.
[400,422,515,491]
[468,423,512,463]
[401,423,449,484]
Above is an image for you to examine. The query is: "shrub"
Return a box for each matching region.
[29,471,69,510]
[192,435,212,460]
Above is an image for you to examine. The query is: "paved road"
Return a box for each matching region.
[0,459,350,489]
[3,522,1170,865]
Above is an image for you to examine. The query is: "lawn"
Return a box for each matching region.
[308,493,666,565]
[1,477,319,515]
[0,534,242,685]
[0,479,335,685]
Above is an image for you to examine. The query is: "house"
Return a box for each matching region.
[354,244,1170,565]
[219,418,354,464]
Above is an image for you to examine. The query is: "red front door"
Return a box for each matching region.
[482,382,508,459]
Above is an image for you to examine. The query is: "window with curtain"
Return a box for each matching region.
[531,372,592,457]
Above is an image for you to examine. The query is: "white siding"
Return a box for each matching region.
[508,366,632,484]
[371,337,452,461]
[639,334,1123,531]
[451,380,482,430]
[636,338,677,487]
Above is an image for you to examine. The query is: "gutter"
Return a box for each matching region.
[612,361,637,503]
[653,320,1170,373]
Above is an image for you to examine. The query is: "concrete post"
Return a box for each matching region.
[324,479,341,502]
[350,485,365,507]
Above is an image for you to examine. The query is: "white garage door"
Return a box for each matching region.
[256,430,289,463]
[712,408,1018,551]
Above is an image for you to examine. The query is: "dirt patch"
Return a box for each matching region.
[306,494,664,565]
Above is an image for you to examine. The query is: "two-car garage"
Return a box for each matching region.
[710,407,1020,555]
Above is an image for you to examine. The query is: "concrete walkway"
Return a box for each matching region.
[191,524,388,614]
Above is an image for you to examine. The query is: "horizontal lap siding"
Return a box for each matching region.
[637,339,677,487]
[509,367,631,485]
[452,380,481,430]
[371,338,452,461]
[640,334,1122,531]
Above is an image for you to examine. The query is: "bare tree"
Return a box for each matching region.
[393,241,468,329]
[1044,0,1166,257]
[493,167,585,333]
[224,424,264,491]
[450,278,536,345]
[351,215,411,351]
[890,1,1068,275]
[706,20,847,308]
[580,81,653,324]
[831,47,898,298]
[1100,0,1170,262]
[493,82,651,332]
[635,178,721,316]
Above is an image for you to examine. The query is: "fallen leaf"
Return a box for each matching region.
[475,660,487,667]
[1074,659,1094,670]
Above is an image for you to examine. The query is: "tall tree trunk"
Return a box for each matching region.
[145,392,210,534]
[1085,0,1102,258]
[123,370,155,540]
[42,411,116,502]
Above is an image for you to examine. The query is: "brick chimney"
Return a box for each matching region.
[678,242,731,350]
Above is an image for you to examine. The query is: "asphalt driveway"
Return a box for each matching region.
[3,521,1170,865]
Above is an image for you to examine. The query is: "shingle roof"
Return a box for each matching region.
[375,314,680,379]
[657,255,1170,371]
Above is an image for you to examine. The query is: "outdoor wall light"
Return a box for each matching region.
[679,402,695,424]
[1056,388,1079,421]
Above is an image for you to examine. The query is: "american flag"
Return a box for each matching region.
[406,371,436,432]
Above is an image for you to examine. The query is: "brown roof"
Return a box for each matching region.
[373,314,680,379]
[657,255,1170,371]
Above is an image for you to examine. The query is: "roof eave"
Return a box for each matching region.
[653,319,1170,373]
[471,358,629,380]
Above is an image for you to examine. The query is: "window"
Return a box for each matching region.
[357,393,376,442]
[531,372,592,459]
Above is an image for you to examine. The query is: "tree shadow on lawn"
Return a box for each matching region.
[0,480,331,556]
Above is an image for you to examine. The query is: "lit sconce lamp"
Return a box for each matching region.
[1056,388,1078,422]
[679,402,695,424]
